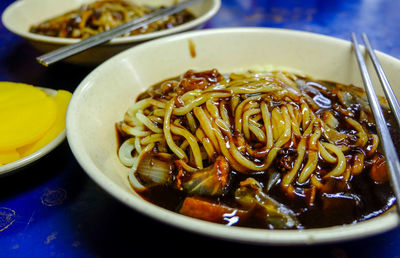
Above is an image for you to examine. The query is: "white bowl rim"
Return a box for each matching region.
[0,87,66,176]
[1,0,221,45]
[66,27,400,245]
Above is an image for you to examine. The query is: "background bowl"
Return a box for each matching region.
[1,0,220,65]
[66,28,400,245]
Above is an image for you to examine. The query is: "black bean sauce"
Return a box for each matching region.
[124,74,397,229]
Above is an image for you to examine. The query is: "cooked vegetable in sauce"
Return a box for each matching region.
[0,82,71,165]
[116,69,396,229]
[29,0,196,39]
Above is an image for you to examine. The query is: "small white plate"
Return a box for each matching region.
[0,87,66,176]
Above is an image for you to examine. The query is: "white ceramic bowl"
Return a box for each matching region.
[0,88,66,176]
[1,0,220,65]
[66,28,400,245]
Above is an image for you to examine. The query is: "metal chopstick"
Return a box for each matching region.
[362,33,400,127]
[351,33,400,216]
[36,0,204,66]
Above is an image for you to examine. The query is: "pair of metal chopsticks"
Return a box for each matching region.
[36,0,204,66]
[351,33,400,216]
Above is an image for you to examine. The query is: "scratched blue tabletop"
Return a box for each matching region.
[1,0,400,257]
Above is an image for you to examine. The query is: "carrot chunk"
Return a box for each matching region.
[179,197,248,225]
[370,157,388,183]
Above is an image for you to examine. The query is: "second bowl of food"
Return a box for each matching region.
[2,0,220,65]
[66,28,400,245]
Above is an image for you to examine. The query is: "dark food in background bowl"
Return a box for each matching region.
[29,0,196,39]
[116,68,395,229]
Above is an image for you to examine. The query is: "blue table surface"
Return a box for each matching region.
[1,0,400,257]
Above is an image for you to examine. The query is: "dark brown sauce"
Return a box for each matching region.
[138,162,395,229]
[119,73,397,229]
[188,39,196,58]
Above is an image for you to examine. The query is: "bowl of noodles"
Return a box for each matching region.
[66,28,400,244]
[1,0,220,65]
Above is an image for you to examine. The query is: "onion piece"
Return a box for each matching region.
[175,156,230,196]
[118,138,136,167]
[235,178,300,229]
[135,152,173,187]
[266,169,280,192]
[128,165,146,192]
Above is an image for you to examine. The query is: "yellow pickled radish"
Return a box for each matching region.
[0,82,47,109]
[0,82,72,166]
[0,94,57,151]
[0,149,20,165]
[18,90,72,156]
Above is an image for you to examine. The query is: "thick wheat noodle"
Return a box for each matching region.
[148,115,163,124]
[287,104,301,136]
[271,107,284,141]
[117,69,382,193]
[235,95,263,132]
[201,113,247,172]
[318,141,337,163]
[134,136,142,153]
[125,98,166,126]
[228,84,281,94]
[153,109,165,117]
[297,128,321,183]
[195,128,215,160]
[282,137,306,186]
[180,90,202,103]
[230,95,240,114]
[302,117,315,136]
[193,107,221,153]
[174,92,231,116]
[129,98,166,114]
[261,101,274,149]
[179,138,189,149]
[229,140,268,171]
[322,142,347,178]
[249,124,266,142]
[213,116,268,171]
[219,101,231,126]
[301,102,311,130]
[243,108,261,140]
[212,125,250,173]
[249,114,262,126]
[164,99,187,159]
[170,125,203,169]
[206,99,220,118]
[185,112,197,133]
[263,106,292,169]
[140,134,164,145]
[346,117,369,147]
[121,123,151,137]
[136,112,162,133]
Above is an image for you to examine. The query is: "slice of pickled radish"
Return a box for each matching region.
[0,91,57,151]
[18,90,72,156]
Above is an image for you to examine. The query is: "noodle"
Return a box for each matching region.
[163,98,187,160]
[118,68,384,182]
[29,0,196,39]
[117,68,394,229]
